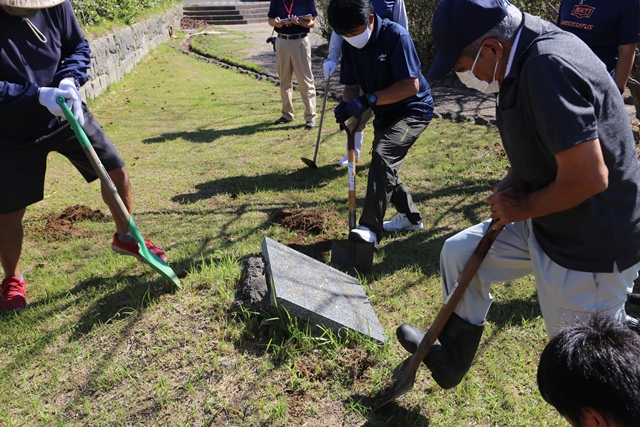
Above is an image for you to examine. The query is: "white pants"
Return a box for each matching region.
[440,220,639,338]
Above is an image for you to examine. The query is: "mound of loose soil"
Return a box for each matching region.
[32,205,107,240]
[272,208,340,261]
[180,17,209,31]
[272,208,328,235]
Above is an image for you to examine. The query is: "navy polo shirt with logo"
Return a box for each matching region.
[268,0,317,36]
[557,0,640,71]
[339,15,433,129]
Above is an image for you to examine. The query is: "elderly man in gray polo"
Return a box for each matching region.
[395,0,640,391]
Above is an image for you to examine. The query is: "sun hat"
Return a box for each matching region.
[428,0,510,80]
[0,0,65,8]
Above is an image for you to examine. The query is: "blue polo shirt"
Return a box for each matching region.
[557,0,640,71]
[0,1,90,141]
[339,15,433,129]
[268,0,317,36]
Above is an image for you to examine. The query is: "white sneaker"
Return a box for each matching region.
[349,226,378,249]
[383,214,424,232]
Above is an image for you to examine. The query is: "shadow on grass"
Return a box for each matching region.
[67,271,177,338]
[141,119,309,144]
[348,393,430,426]
[0,268,176,342]
[169,173,496,272]
[0,266,178,412]
[171,163,347,203]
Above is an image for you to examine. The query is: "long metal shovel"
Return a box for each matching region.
[330,117,375,273]
[56,97,181,288]
[301,77,330,169]
[375,221,502,408]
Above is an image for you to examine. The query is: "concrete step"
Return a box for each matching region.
[186,11,242,17]
[183,3,269,25]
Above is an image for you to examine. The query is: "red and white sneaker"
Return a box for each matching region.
[111,233,167,262]
[1,276,28,311]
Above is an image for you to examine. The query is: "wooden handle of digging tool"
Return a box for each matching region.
[407,221,503,374]
[341,116,362,231]
[56,97,132,227]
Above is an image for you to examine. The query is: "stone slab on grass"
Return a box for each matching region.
[261,237,386,343]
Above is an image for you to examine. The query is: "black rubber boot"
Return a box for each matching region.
[395,312,484,389]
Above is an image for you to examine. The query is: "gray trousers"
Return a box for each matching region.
[358,116,429,235]
[441,220,640,338]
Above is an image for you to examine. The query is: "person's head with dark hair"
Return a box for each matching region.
[537,311,640,427]
[327,0,373,37]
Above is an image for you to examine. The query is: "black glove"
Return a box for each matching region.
[334,100,349,123]
[346,95,370,118]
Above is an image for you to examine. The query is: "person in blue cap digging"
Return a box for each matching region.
[395,0,640,392]
[0,0,167,311]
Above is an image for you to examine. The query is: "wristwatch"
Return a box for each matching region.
[366,92,378,106]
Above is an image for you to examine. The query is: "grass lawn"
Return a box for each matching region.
[2,33,636,426]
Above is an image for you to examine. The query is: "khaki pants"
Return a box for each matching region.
[275,35,316,123]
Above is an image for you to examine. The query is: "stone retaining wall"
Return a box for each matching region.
[80,5,183,101]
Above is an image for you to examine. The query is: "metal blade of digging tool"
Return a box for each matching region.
[375,221,502,408]
[56,96,181,288]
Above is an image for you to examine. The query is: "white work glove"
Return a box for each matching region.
[39,82,85,126]
[323,60,337,80]
[58,78,85,126]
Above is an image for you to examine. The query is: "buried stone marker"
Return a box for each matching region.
[261,237,386,343]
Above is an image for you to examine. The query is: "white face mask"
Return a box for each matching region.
[456,46,500,94]
[344,26,371,49]
[3,6,40,18]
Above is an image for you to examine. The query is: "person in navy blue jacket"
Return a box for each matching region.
[324,0,409,166]
[0,0,167,311]
[327,0,434,249]
[558,0,640,96]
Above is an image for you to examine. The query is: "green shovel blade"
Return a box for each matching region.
[128,216,182,288]
[56,96,181,288]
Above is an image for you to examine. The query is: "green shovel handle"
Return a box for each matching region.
[55,96,181,287]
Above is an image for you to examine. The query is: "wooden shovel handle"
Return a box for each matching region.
[341,116,362,231]
[408,221,503,373]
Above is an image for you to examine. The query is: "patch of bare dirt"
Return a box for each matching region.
[28,205,106,240]
[272,208,341,261]
[180,16,209,31]
[296,347,376,384]
[273,208,328,235]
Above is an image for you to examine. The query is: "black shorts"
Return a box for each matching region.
[0,104,124,213]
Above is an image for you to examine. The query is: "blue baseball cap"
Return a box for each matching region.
[428,0,510,80]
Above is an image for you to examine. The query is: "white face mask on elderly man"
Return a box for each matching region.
[344,26,371,49]
[456,45,500,94]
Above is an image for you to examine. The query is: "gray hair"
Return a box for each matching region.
[461,4,523,58]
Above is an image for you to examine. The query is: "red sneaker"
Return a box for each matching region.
[111,233,168,262]
[1,276,27,311]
